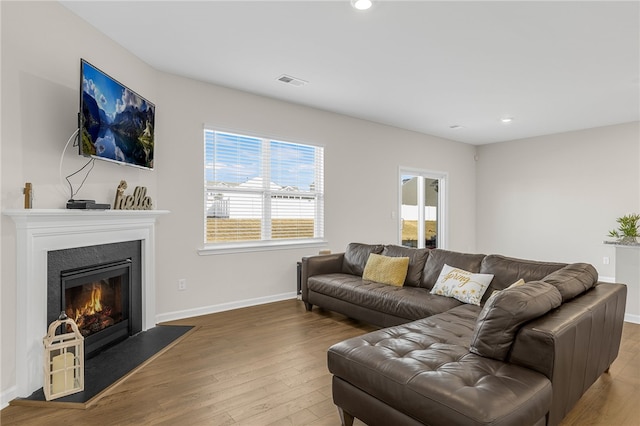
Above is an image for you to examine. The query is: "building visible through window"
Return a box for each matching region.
[400,170,446,249]
[204,130,324,246]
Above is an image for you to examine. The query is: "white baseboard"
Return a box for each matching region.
[600,277,639,324]
[1,385,17,411]
[155,287,640,326]
[624,313,640,324]
[155,292,298,324]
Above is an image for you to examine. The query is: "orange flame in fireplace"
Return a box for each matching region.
[68,283,103,326]
[88,284,103,313]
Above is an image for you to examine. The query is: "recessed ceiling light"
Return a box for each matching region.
[500,117,514,123]
[351,0,372,11]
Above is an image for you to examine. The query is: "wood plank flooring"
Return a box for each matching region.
[2,299,639,425]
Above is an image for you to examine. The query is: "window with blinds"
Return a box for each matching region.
[204,129,324,246]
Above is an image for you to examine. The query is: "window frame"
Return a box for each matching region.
[398,167,448,249]
[199,127,326,255]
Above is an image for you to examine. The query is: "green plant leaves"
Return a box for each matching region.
[609,213,640,238]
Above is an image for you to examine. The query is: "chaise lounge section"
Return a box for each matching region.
[301,243,627,426]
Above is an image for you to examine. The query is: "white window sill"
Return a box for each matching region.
[198,239,328,255]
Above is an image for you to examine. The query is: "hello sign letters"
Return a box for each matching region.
[113,180,153,210]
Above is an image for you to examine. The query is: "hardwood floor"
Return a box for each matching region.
[559,317,640,426]
[1,300,638,425]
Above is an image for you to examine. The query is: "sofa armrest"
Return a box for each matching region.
[508,282,626,426]
[301,253,344,303]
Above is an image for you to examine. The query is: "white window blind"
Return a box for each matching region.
[204,129,324,246]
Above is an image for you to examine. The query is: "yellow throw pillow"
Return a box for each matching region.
[491,278,525,297]
[362,253,410,287]
[508,278,526,289]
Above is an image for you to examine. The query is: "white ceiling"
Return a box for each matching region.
[60,1,639,145]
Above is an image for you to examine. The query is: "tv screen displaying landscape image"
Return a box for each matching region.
[80,59,155,170]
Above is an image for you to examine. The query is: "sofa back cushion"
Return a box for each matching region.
[542,263,598,302]
[382,245,430,286]
[479,255,566,303]
[342,243,384,276]
[469,281,562,361]
[421,249,485,290]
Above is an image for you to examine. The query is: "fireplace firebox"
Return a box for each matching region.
[61,260,132,358]
[47,240,143,361]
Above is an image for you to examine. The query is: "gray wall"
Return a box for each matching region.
[476,122,640,279]
[1,1,477,402]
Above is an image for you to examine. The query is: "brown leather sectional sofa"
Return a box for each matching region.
[301,243,627,426]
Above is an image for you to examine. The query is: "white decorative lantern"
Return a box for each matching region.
[43,313,84,400]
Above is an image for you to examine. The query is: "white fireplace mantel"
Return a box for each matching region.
[3,209,169,398]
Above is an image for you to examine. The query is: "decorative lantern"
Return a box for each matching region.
[43,313,84,401]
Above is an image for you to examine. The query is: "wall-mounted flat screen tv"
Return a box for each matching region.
[79,59,155,170]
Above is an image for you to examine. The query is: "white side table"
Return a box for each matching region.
[612,244,640,322]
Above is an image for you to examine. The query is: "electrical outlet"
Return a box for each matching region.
[178,278,187,291]
[603,257,610,265]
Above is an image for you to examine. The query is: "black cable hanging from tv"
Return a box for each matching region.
[59,128,96,201]
[66,157,95,200]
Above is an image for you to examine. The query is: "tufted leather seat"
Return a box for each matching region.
[328,304,552,426]
[305,245,627,425]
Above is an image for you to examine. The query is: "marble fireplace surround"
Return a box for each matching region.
[4,209,168,398]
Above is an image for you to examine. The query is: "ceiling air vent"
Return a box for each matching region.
[277,74,308,87]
